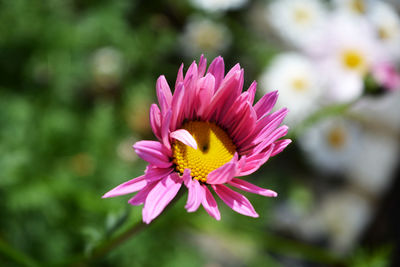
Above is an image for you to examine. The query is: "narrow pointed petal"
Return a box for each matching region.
[228,178,278,197]
[271,139,292,157]
[102,175,147,198]
[247,81,257,104]
[156,76,172,114]
[207,56,225,91]
[238,145,274,176]
[170,129,197,149]
[198,54,207,77]
[212,184,259,218]
[149,104,162,140]
[128,181,157,206]
[142,173,182,224]
[170,83,185,130]
[175,63,184,89]
[254,91,278,119]
[202,185,221,220]
[161,110,172,151]
[185,178,203,212]
[206,154,238,184]
[133,141,172,168]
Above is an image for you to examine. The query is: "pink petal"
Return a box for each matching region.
[198,54,207,78]
[196,74,215,118]
[212,184,259,218]
[254,91,278,119]
[145,165,174,182]
[207,56,225,92]
[252,126,288,155]
[128,181,157,206]
[149,104,162,140]
[185,178,203,212]
[156,75,172,115]
[170,83,185,130]
[142,173,183,224]
[133,141,172,168]
[175,63,184,89]
[247,81,257,105]
[271,139,292,157]
[102,175,147,198]
[201,185,221,220]
[170,129,197,149]
[228,178,278,197]
[238,145,274,176]
[207,154,238,184]
[161,109,172,151]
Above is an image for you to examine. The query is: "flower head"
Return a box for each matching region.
[103,56,290,223]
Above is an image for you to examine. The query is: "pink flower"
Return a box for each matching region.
[103,56,291,223]
[372,62,400,91]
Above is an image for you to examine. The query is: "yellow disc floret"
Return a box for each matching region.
[172,121,236,183]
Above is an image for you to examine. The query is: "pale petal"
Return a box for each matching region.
[149,104,162,140]
[228,178,278,197]
[102,175,147,198]
[254,91,278,119]
[133,141,172,168]
[207,56,225,92]
[201,185,221,220]
[207,159,237,185]
[271,139,292,157]
[170,129,197,149]
[156,75,172,114]
[212,184,259,217]
[128,181,157,206]
[142,173,182,224]
[185,178,203,212]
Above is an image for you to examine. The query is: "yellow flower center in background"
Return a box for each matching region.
[293,8,311,24]
[327,126,347,150]
[172,121,236,182]
[351,0,365,14]
[341,49,366,73]
[291,77,309,92]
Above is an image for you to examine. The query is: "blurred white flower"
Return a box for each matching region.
[368,1,400,61]
[319,190,372,253]
[299,117,362,174]
[190,0,247,12]
[180,17,231,57]
[266,0,328,49]
[260,53,323,126]
[347,92,400,195]
[91,47,123,89]
[310,13,382,103]
[332,0,372,16]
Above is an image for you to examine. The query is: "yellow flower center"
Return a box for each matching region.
[341,49,366,73]
[291,77,309,92]
[172,121,236,183]
[378,27,391,40]
[327,126,347,150]
[351,0,365,14]
[293,8,311,24]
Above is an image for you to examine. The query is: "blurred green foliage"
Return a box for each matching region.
[0,0,392,266]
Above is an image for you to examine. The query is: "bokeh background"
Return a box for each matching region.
[1,0,399,266]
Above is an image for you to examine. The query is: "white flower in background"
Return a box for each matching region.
[180,17,231,57]
[332,0,372,15]
[319,190,372,253]
[260,53,323,126]
[298,117,362,174]
[368,1,400,61]
[190,0,247,12]
[347,92,400,195]
[91,47,123,89]
[310,13,382,103]
[266,0,328,49]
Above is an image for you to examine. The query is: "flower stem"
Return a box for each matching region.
[73,188,186,266]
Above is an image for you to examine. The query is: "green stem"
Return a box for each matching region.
[71,188,186,266]
[0,238,40,267]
